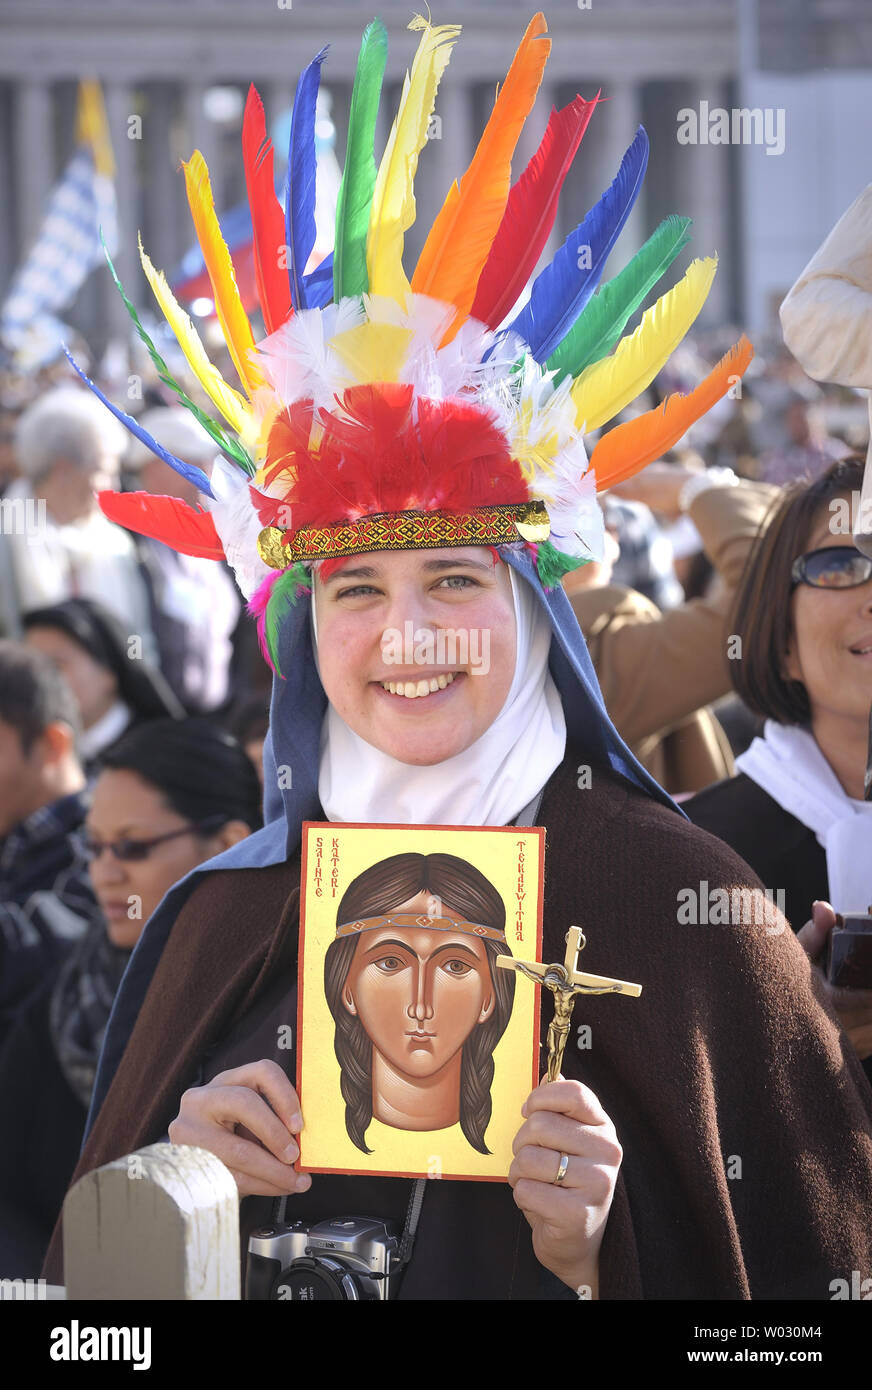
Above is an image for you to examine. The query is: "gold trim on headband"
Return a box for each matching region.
[335,912,506,942]
[256,501,550,570]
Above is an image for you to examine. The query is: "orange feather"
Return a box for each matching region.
[590,336,754,489]
[410,12,551,340]
[182,150,265,398]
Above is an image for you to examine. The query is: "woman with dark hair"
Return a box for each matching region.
[686,456,872,1074]
[324,853,515,1154]
[23,598,184,773]
[0,718,261,1277]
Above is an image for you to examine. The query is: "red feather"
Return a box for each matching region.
[471,94,600,329]
[242,85,293,335]
[267,385,528,536]
[97,490,226,560]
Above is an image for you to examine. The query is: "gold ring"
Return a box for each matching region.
[553,1151,570,1186]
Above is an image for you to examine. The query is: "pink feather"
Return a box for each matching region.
[247,569,282,673]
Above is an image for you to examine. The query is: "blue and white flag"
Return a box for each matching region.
[1,145,117,367]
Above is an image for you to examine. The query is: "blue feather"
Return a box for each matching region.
[508,126,649,362]
[285,46,329,312]
[63,348,215,498]
[303,250,334,308]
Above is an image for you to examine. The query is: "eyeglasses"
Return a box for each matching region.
[75,816,226,863]
[790,547,872,590]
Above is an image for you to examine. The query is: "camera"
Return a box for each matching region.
[825,906,872,989]
[246,1216,400,1301]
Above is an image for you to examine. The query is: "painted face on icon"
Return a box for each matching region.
[340,891,496,1083]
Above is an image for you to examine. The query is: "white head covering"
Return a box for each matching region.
[315,564,566,827]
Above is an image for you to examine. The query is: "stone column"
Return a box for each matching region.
[14,79,54,251]
[102,80,139,344]
[671,79,731,325]
[0,84,16,293]
[185,80,219,181]
[513,80,562,282]
[405,76,476,277]
[586,78,645,265]
[145,81,179,280]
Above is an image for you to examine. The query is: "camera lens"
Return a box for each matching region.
[275,1257,364,1301]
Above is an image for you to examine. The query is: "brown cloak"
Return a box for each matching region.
[43,750,872,1298]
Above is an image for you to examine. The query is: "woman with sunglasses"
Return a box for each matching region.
[0,717,261,1276]
[686,456,872,1077]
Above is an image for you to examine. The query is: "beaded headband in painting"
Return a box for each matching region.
[67,12,753,675]
[335,912,506,943]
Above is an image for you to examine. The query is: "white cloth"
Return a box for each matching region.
[735,720,872,913]
[0,478,156,655]
[316,566,566,827]
[78,700,133,763]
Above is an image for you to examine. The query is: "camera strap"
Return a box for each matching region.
[394,1178,427,1270]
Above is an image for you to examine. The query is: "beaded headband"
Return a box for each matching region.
[335,912,506,943]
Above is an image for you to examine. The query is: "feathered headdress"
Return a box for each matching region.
[71,12,753,673]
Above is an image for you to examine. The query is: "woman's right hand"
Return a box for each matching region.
[168,1059,312,1198]
[797,902,872,1060]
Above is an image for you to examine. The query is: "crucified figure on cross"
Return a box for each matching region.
[497,927,642,1082]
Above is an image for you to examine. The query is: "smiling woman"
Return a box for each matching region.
[324,853,515,1153]
[686,457,872,1072]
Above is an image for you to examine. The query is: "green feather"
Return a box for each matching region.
[536,541,589,591]
[266,563,311,674]
[545,215,692,383]
[100,233,255,476]
[334,19,388,300]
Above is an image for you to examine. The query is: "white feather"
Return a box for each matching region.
[205,458,271,599]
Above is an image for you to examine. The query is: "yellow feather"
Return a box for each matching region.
[330,320,414,384]
[511,398,560,482]
[181,150,265,398]
[571,257,718,433]
[411,13,550,338]
[366,15,461,305]
[138,235,253,437]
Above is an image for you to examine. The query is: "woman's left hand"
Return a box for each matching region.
[508,1078,622,1296]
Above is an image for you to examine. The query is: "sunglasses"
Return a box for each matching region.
[75,816,226,864]
[790,547,872,590]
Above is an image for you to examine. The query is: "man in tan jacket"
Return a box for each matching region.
[565,462,779,795]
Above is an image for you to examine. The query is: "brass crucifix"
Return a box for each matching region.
[497,927,642,1082]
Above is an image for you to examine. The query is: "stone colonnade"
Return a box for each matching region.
[2,65,737,348]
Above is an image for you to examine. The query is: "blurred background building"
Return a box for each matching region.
[1,0,871,356]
